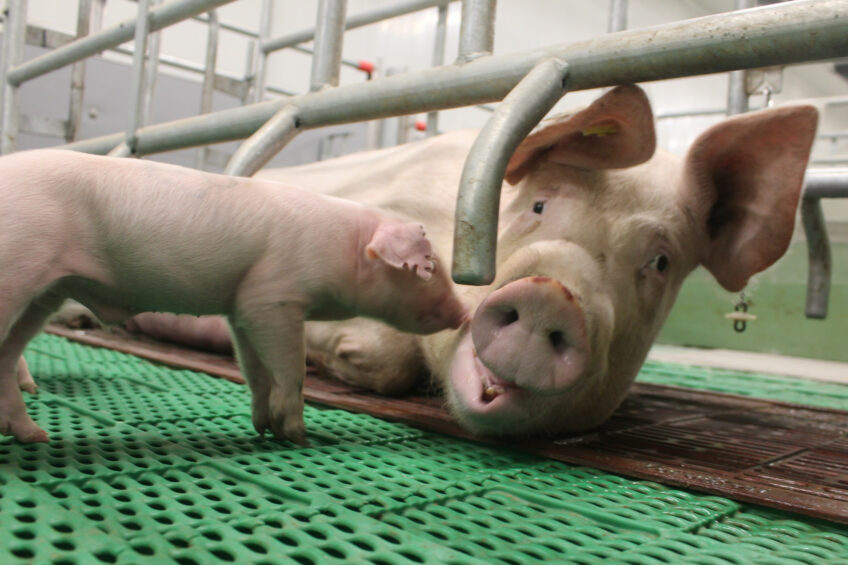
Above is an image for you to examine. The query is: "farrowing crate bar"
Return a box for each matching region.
[1,0,847,313]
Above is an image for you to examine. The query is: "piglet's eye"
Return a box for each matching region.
[649,253,670,273]
[532,201,545,214]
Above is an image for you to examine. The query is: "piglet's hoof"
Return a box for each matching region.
[1,417,49,443]
[268,389,309,447]
[17,358,38,394]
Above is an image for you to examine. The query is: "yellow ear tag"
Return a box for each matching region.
[581,123,618,137]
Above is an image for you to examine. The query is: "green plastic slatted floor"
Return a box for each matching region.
[2,333,848,564]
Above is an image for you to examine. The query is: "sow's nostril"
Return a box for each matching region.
[548,330,568,355]
[498,308,519,327]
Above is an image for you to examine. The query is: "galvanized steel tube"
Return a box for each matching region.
[452,57,569,285]
[195,9,219,169]
[426,3,449,136]
[224,105,300,177]
[607,0,628,33]
[0,0,28,154]
[124,0,152,154]
[801,169,848,319]
[6,0,236,86]
[726,0,755,115]
[457,0,496,63]
[310,0,348,91]
[63,1,848,158]
[66,0,93,142]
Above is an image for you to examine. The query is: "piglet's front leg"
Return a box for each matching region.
[232,303,308,446]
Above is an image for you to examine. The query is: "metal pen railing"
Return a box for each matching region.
[1,0,846,317]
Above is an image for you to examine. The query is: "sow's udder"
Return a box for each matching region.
[446,276,591,433]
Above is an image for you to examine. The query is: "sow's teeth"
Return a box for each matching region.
[482,384,505,402]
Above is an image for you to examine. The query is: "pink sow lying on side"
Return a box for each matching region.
[129,85,819,438]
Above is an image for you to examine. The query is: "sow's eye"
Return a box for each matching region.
[532,201,545,214]
[647,253,670,273]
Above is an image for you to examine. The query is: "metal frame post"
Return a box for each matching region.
[608,0,628,33]
[1,0,28,154]
[250,0,273,103]
[426,3,449,136]
[66,0,93,142]
[109,0,152,157]
[195,9,220,170]
[140,0,164,129]
[310,0,348,91]
[457,0,496,63]
[726,0,755,115]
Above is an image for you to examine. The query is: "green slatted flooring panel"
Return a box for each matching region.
[1,333,847,564]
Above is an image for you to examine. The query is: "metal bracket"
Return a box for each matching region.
[452,57,570,285]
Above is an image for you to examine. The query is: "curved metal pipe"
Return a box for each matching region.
[224,105,301,177]
[452,57,569,285]
[801,168,848,319]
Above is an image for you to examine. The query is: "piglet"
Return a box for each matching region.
[0,149,468,445]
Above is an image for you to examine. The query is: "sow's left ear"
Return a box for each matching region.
[504,84,657,184]
[684,105,819,292]
[366,221,435,280]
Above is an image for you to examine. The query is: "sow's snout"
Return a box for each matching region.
[470,276,589,393]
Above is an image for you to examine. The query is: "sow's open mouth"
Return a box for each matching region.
[448,332,533,420]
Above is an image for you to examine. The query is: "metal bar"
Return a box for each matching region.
[20,114,67,138]
[426,3,449,136]
[1,0,28,154]
[123,0,152,154]
[457,0,496,63]
[6,0,236,86]
[66,0,92,142]
[310,0,348,91]
[608,0,628,33]
[140,0,163,129]
[726,0,756,115]
[262,0,456,54]
[803,168,848,199]
[196,9,220,170]
[453,57,569,285]
[63,1,848,157]
[251,0,273,103]
[801,198,831,319]
[801,169,848,320]
[224,105,300,177]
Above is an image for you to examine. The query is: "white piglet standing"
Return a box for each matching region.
[0,150,468,444]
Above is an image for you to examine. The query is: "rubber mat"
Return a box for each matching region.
[3,331,847,564]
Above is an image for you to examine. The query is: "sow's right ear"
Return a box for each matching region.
[504,84,657,185]
[683,105,818,292]
[366,221,436,280]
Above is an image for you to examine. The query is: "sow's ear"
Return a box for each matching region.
[366,222,436,280]
[504,84,657,184]
[684,105,818,292]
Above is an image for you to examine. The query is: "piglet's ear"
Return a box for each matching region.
[366,222,435,280]
[685,105,818,292]
[505,84,656,184]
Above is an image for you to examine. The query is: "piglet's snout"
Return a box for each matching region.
[471,277,589,392]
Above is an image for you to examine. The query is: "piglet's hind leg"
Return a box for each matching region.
[0,295,63,442]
